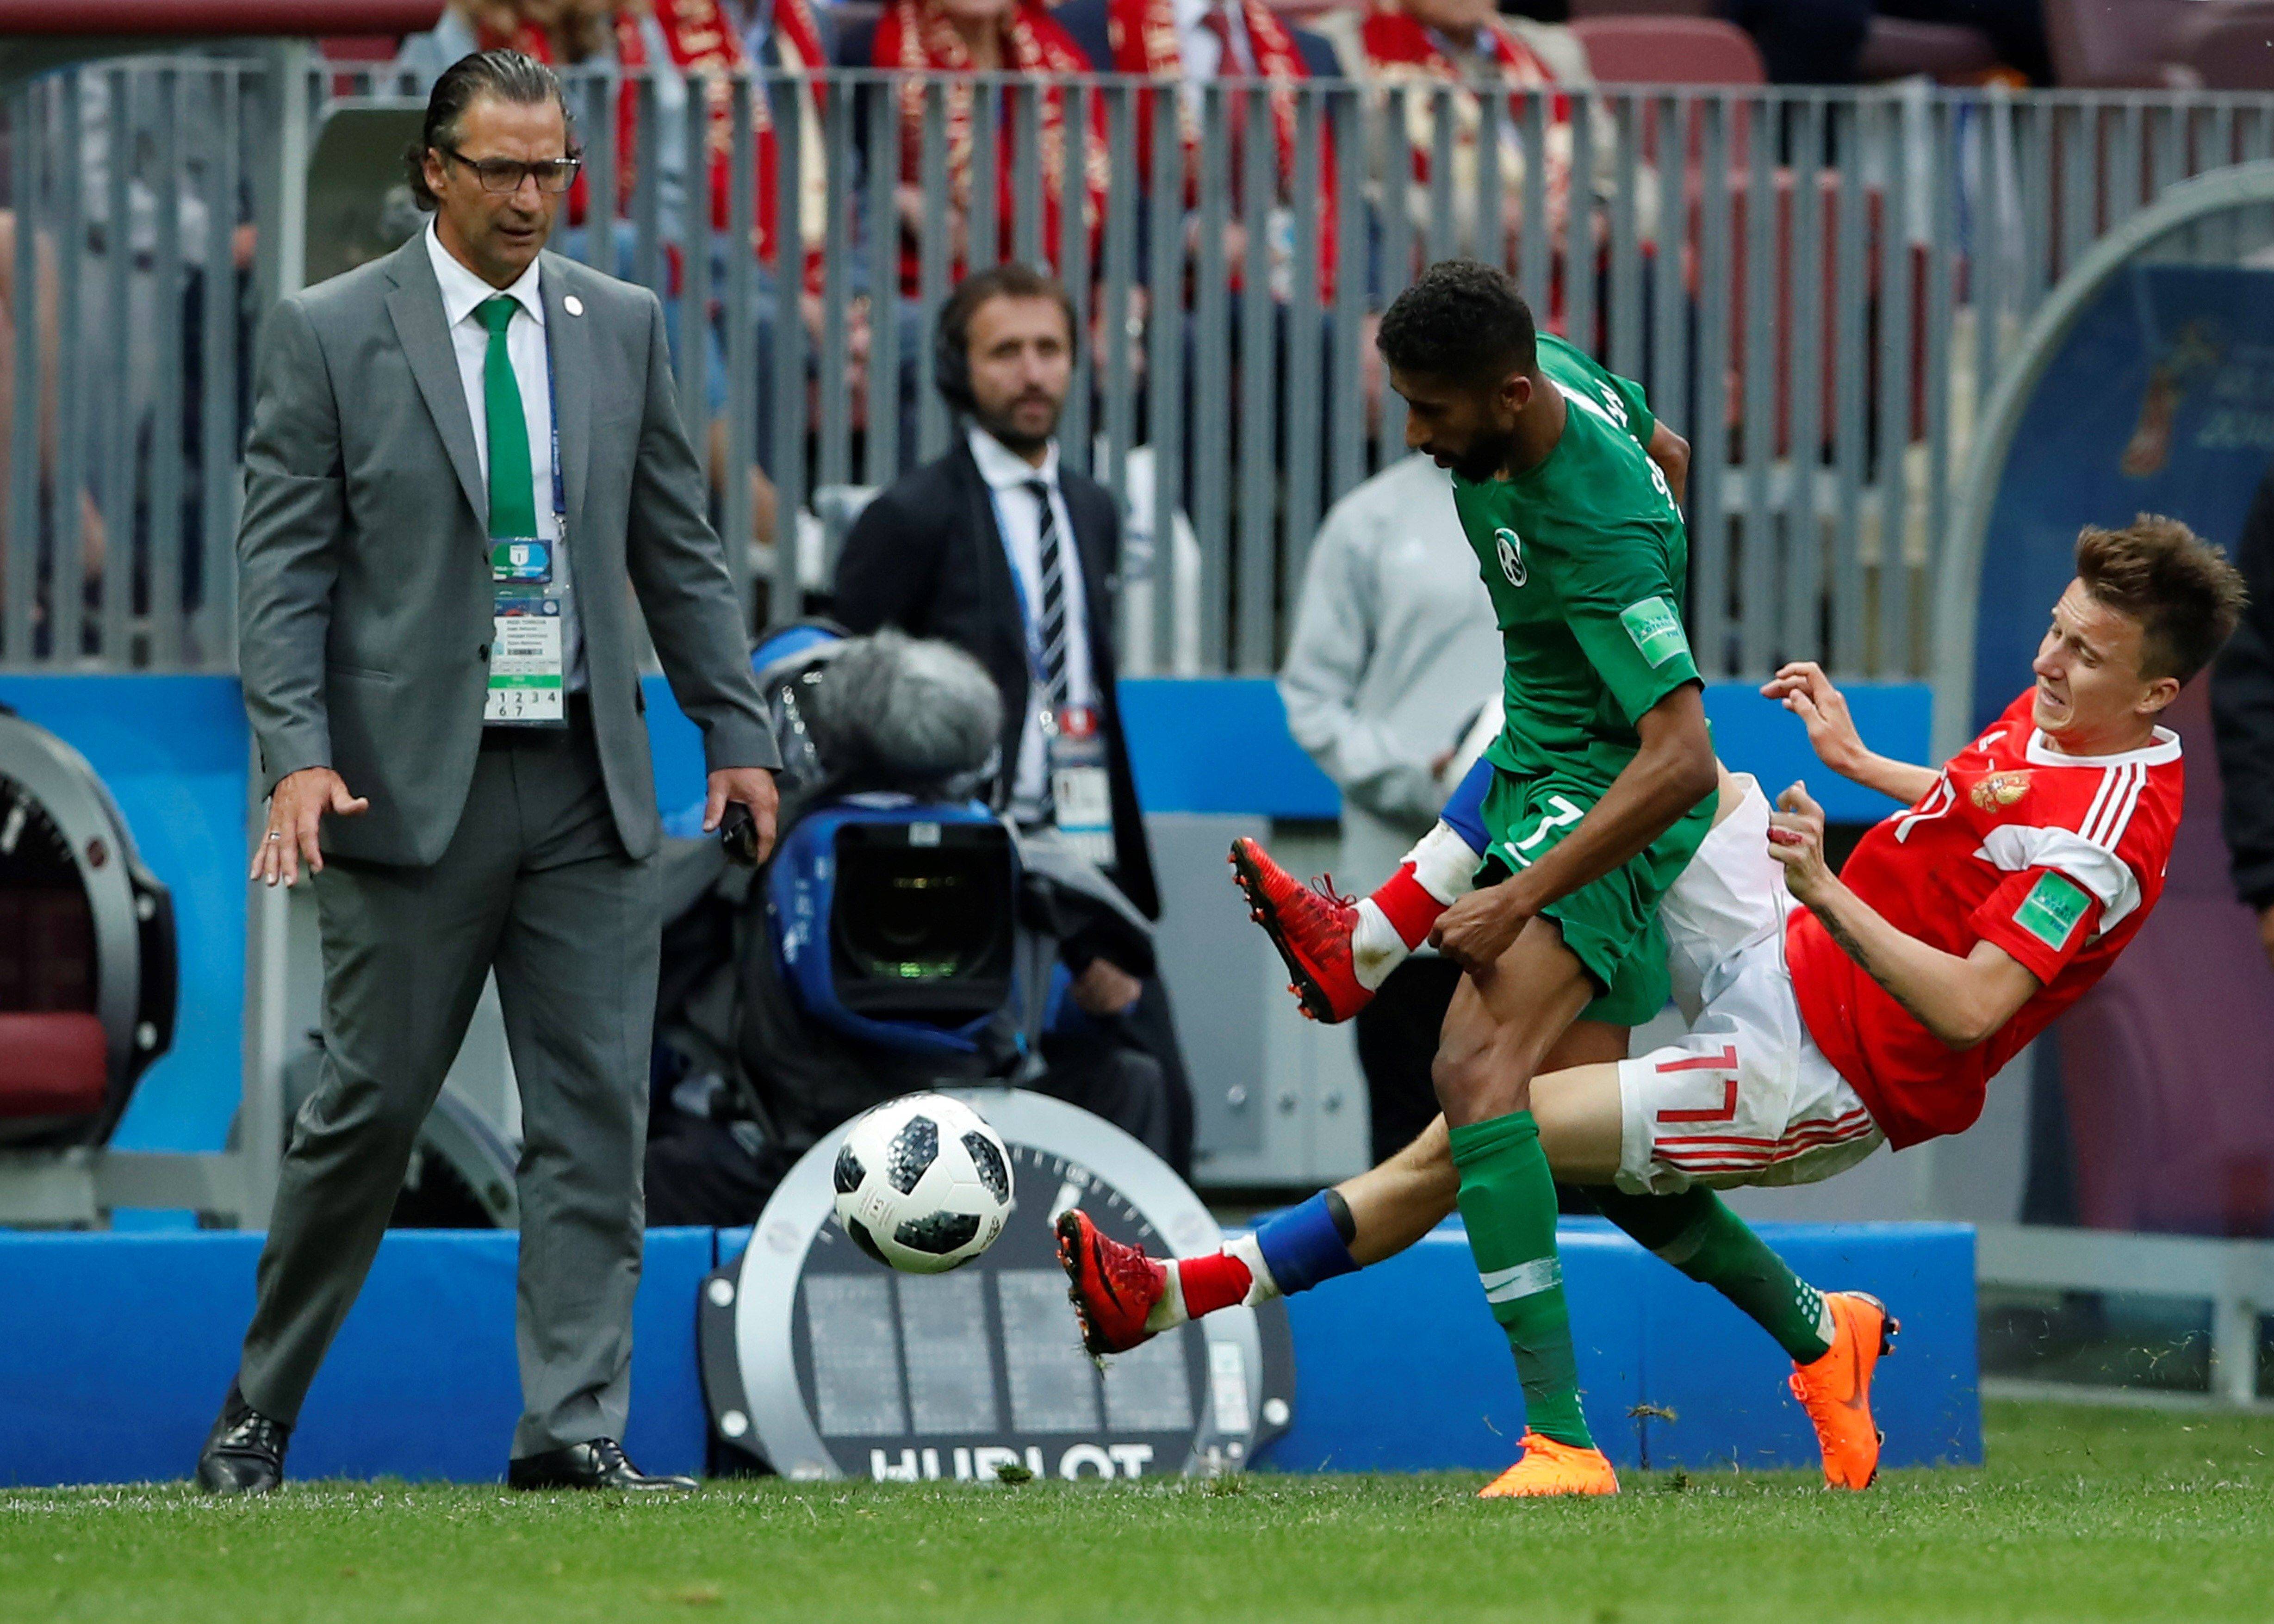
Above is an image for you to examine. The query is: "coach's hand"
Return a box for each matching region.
[1762,662,1864,777]
[704,767,779,866]
[1767,781,1834,904]
[1430,885,1533,974]
[254,767,369,888]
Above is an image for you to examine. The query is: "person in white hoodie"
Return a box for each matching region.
[1277,452,1502,1159]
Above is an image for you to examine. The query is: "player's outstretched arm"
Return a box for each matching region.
[1432,682,1717,972]
[1769,782,2039,1048]
[1762,662,1940,806]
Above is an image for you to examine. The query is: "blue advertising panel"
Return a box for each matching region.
[1976,262,2274,731]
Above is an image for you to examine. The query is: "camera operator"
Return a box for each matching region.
[833,264,1195,1174]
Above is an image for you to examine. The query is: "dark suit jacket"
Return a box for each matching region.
[832,438,1161,922]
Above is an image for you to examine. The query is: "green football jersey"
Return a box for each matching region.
[1450,333,1698,790]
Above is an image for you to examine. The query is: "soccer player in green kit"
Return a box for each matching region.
[1333,261,1718,1494]
[1067,260,1765,1496]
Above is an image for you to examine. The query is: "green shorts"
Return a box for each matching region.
[1473,765,1715,1028]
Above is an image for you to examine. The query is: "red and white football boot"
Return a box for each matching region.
[1055,1209,1169,1357]
[1227,837,1373,1023]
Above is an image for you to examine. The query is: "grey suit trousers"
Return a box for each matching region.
[237,715,659,1458]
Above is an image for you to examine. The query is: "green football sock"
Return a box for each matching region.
[1448,1112,1593,1449]
[1589,1186,1834,1363]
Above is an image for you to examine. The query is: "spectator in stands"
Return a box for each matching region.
[839,0,1107,297]
[2212,467,2274,971]
[1314,0,1609,265]
[395,0,611,79]
[1723,0,2050,86]
[1278,452,1502,1161]
[833,264,1197,1172]
[1055,0,1341,301]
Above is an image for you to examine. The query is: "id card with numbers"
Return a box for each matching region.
[487,591,565,726]
[1047,704,1113,867]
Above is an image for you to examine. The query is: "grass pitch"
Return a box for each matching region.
[6,1401,2273,1624]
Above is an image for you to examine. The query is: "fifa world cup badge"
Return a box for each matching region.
[1496,527,1527,588]
[1971,771,2031,811]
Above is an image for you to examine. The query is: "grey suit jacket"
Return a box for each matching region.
[236,231,776,866]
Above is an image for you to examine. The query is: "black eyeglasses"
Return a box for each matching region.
[440,147,582,195]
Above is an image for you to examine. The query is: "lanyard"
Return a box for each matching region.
[541,325,566,532]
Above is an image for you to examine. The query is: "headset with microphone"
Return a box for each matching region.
[933,305,976,416]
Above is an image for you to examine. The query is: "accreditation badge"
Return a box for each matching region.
[1047,703,1112,867]
[487,534,566,728]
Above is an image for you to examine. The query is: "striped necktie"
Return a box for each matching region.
[1028,479,1069,710]
[477,296,538,538]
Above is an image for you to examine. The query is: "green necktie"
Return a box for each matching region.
[477,296,540,538]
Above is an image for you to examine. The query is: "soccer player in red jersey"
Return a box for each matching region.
[1062,515,2247,1492]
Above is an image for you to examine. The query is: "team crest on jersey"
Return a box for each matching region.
[1495,527,1527,588]
[1971,771,2031,810]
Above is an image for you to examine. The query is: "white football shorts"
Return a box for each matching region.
[1616,774,1885,1195]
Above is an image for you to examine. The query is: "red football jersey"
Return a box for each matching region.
[1786,688,2182,1150]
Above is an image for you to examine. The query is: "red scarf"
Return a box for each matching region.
[1357,4,1570,190]
[1100,0,1336,299]
[870,0,1109,295]
[1105,0,1305,190]
[485,2,825,271]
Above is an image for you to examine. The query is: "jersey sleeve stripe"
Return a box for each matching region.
[2079,763,2119,845]
[2083,762,2139,848]
[2095,762,2150,850]
[2076,764,2119,843]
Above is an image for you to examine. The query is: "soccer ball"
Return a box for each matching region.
[831,1093,1014,1273]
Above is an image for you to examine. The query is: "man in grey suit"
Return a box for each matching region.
[197,50,779,1495]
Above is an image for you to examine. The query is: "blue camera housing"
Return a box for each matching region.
[765,793,1018,1057]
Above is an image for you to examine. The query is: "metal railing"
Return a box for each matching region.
[6,58,2274,678]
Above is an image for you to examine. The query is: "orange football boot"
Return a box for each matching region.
[1477,1432,1621,1499]
[1227,838,1371,1023]
[1787,1290,1898,1490]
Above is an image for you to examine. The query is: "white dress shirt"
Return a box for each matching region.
[967,425,1096,820]
[425,223,585,690]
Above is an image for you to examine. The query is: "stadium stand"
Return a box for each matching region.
[1569,0,2005,84]
[1567,13,1767,83]
[2044,0,2274,88]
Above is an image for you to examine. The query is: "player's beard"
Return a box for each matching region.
[1447,428,1516,484]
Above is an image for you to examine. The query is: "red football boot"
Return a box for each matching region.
[1227,838,1371,1023]
[1055,1209,1168,1357]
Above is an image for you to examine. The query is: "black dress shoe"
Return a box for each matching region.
[196,1382,291,1496]
[507,1438,697,1493]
